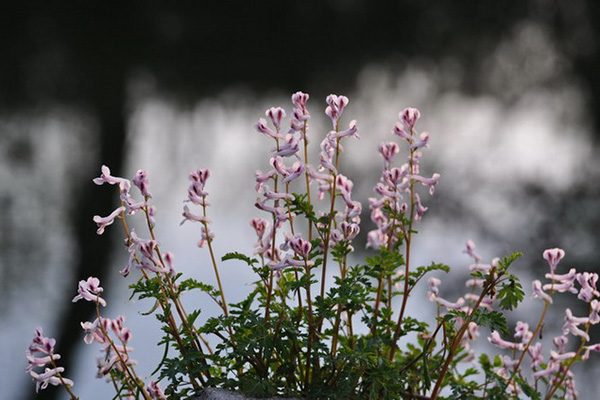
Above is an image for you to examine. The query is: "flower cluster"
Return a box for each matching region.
[93,165,156,234]
[26,328,74,393]
[27,92,600,400]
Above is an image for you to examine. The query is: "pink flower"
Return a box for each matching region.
[330,119,359,140]
[255,118,278,139]
[429,292,465,310]
[26,329,74,392]
[576,272,599,303]
[409,173,440,195]
[255,169,276,192]
[26,328,61,373]
[409,132,430,150]
[550,350,577,361]
[291,91,309,110]
[281,161,305,184]
[250,218,268,240]
[81,319,102,345]
[325,94,349,127]
[562,308,590,341]
[340,221,360,241]
[272,134,300,158]
[590,300,600,325]
[528,342,544,368]
[92,206,126,235]
[180,204,211,225]
[29,367,74,392]
[488,330,523,351]
[366,230,387,249]
[132,169,152,198]
[290,235,312,259]
[400,107,421,131]
[414,193,428,221]
[378,142,399,168]
[514,321,532,343]
[148,381,167,400]
[393,121,413,142]
[93,165,131,197]
[543,248,565,272]
[266,107,286,131]
[72,277,107,307]
[427,277,441,296]
[532,280,553,303]
[582,343,600,360]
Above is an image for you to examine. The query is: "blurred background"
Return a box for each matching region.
[2,1,600,399]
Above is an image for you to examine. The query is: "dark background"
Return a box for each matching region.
[2,1,600,399]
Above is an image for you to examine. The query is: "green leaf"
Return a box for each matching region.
[498,251,523,272]
[498,277,525,311]
[472,309,509,337]
[221,252,258,266]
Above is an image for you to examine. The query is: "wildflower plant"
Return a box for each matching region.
[27,92,600,399]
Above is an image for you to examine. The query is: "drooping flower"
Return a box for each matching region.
[543,248,565,272]
[329,119,359,140]
[255,118,278,139]
[72,277,107,307]
[488,330,523,351]
[532,280,553,304]
[576,272,599,303]
[562,308,590,341]
[92,206,126,235]
[132,169,152,198]
[30,367,74,393]
[26,328,74,392]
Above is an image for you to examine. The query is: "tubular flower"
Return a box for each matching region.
[26,328,74,392]
[325,94,349,127]
[562,308,590,341]
[132,169,152,198]
[72,277,107,307]
[488,330,523,351]
[543,248,565,273]
[93,165,131,198]
[93,206,126,235]
[532,280,553,304]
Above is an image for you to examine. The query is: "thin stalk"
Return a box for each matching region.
[303,258,316,387]
[48,359,78,400]
[429,276,497,399]
[201,205,229,317]
[143,206,213,355]
[301,119,314,242]
[122,211,208,385]
[545,320,591,399]
[371,273,385,336]
[95,305,151,400]
[264,134,281,323]
[319,128,341,302]
[508,283,557,388]
[331,255,348,355]
[389,149,416,361]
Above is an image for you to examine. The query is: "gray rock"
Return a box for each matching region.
[193,388,304,400]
